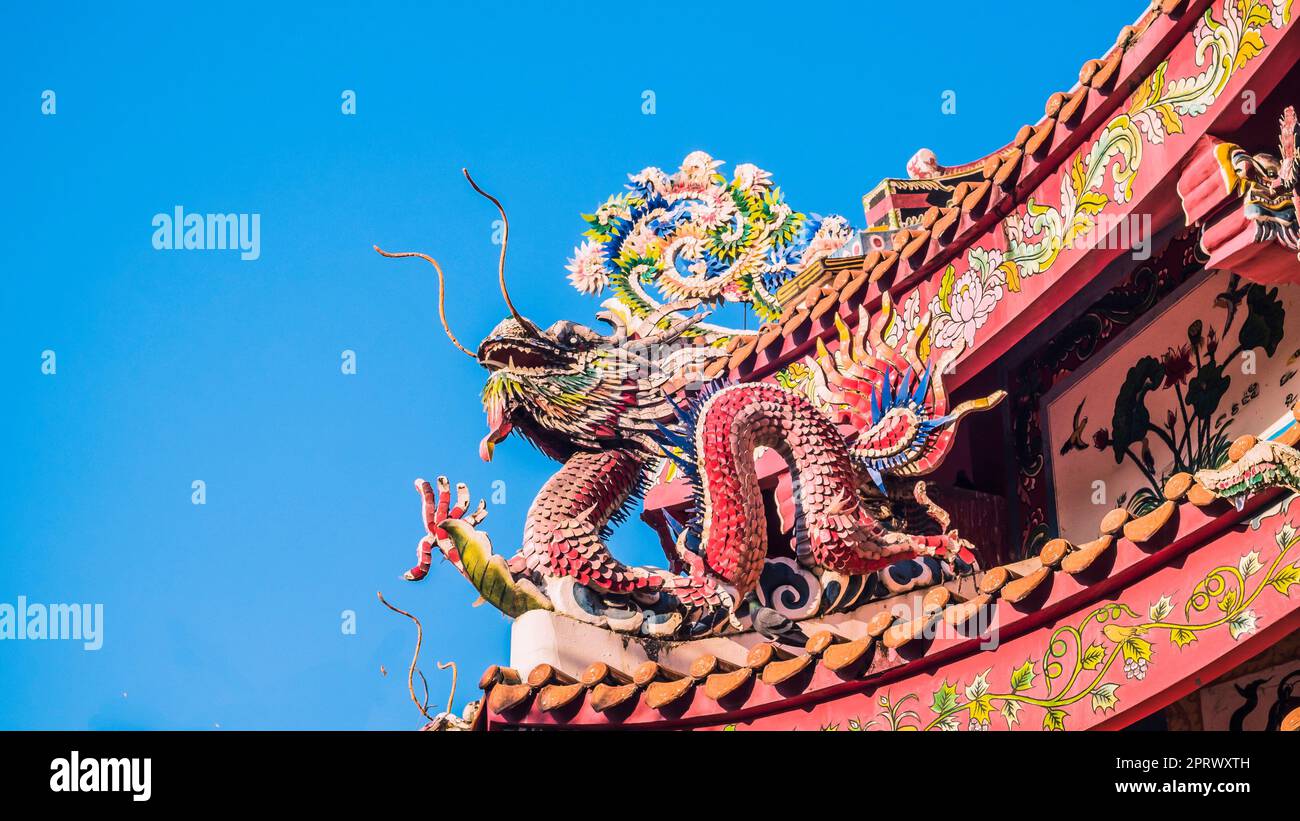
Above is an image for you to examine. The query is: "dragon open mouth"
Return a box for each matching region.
[480,340,552,373]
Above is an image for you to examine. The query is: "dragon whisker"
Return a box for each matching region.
[463,168,541,340]
[373,246,476,359]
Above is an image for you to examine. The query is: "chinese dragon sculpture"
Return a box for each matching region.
[377,155,1003,638]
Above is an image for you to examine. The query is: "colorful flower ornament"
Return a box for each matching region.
[567,151,854,327]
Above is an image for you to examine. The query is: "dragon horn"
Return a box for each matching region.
[373,246,476,359]
[642,299,700,329]
[463,168,541,338]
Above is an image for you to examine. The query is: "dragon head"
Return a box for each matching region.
[1219,108,1299,234]
[379,169,727,464]
[475,308,729,462]
[476,315,636,462]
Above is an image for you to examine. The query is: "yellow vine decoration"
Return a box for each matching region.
[863,522,1300,731]
[886,0,1291,354]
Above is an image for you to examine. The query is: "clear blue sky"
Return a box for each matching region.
[2,0,1143,729]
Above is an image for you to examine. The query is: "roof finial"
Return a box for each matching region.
[907,148,945,180]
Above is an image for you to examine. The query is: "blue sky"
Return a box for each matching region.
[2,0,1143,729]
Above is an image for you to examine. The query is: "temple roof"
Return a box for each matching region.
[704,0,1189,384]
[437,0,1300,730]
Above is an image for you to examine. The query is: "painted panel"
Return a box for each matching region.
[1009,228,1204,558]
[1046,270,1297,542]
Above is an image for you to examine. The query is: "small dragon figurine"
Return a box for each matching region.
[1217,105,1300,255]
[1195,435,1300,509]
[378,159,1004,637]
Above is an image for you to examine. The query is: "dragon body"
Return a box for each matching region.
[384,158,1003,637]
[413,297,1001,636]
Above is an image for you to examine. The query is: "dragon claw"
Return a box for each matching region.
[407,475,493,584]
[439,519,551,618]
